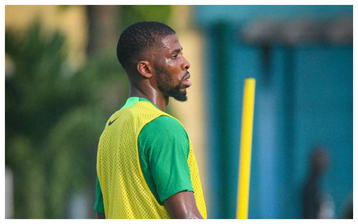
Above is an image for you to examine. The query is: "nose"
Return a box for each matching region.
[182,56,190,70]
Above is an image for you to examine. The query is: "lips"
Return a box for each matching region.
[182,79,192,87]
[182,72,192,87]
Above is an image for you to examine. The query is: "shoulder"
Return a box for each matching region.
[142,115,186,136]
[139,115,189,151]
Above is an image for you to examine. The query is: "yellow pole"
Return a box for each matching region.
[237,78,256,219]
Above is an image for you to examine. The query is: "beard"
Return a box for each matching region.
[156,68,188,102]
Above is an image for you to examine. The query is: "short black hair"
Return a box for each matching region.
[116,21,176,71]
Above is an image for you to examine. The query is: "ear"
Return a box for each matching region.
[137,61,152,78]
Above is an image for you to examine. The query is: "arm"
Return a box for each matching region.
[96,212,105,219]
[164,191,203,219]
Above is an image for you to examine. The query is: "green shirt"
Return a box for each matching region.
[94,97,193,213]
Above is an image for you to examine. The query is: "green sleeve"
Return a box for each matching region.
[138,115,194,205]
[94,177,105,213]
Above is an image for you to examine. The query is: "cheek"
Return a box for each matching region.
[163,59,182,80]
[169,64,182,76]
[164,58,180,69]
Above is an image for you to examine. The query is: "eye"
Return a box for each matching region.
[172,52,184,59]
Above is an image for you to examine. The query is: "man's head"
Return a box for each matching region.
[117,21,191,102]
[117,21,176,71]
[310,145,329,176]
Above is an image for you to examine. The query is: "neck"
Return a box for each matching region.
[129,83,168,111]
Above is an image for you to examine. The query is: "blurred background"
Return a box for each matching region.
[5,5,353,219]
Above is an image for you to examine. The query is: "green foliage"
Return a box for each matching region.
[120,5,173,30]
[5,20,128,218]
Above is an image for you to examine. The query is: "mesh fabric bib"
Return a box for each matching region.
[97,101,207,219]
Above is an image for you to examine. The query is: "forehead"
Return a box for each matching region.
[160,34,181,52]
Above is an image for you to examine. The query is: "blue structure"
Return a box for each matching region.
[194,5,353,219]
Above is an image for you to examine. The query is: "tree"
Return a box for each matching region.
[5,20,127,218]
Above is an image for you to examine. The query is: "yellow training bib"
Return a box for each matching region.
[97,101,207,219]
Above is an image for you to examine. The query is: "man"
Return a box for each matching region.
[302,146,333,218]
[94,21,207,219]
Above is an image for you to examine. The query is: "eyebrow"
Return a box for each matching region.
[171,47,183,54]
